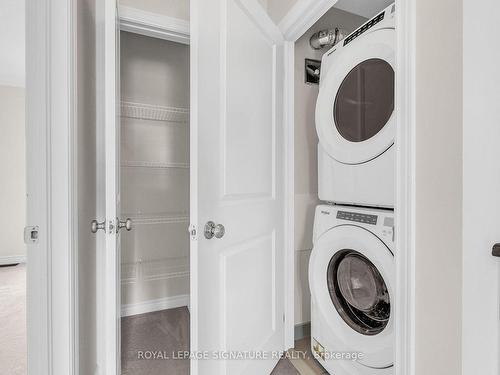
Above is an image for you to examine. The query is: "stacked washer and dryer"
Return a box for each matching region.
[309,4,396,375]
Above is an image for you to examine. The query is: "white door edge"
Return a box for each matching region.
[95,0,120,374]
[283,40,295,349]
[393,0,416,374]
[189,1,199,372]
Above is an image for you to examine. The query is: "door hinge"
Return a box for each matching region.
[189,224,197,240]
[24,226,39,244]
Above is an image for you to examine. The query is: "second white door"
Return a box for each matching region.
[190,0,288,374]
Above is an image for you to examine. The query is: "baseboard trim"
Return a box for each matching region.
[294,322,311,340]
[121,294,189,317]
[0,255,26,265]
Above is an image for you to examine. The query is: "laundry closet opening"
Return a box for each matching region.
[290,2,395,374]
[119,31,190,374]
[113,2,396,373]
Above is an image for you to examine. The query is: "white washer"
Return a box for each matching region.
[309,204,394,375]
[316,4,395,208]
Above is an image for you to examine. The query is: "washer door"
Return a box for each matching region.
[309,225,394,369]
[316,28,395,165]
[328,249,390,336]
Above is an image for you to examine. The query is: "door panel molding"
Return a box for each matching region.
[220,232,277,350]
[220,0,278,201]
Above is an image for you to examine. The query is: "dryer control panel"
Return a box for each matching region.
[343,11,385,46]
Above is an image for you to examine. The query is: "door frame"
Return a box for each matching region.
[26,0,416,373]
[26,0,78,374]
[279,0,416,374]
[93,0,417,374]
[94,6,192,375]
[27,2,190,375]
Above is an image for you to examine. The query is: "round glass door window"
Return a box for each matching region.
[327,250,390,335]
[334,58,394,143]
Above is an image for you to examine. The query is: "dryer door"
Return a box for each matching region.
[316,28,395,165]
[309,224,394,369]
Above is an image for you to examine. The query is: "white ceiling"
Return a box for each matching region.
[334,0,393,18]
[0,0,25,87]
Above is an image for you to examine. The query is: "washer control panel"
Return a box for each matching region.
[336,210,378,225]
[314,205,395,247]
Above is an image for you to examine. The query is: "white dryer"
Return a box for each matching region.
[316,4,395,208]
[309,204,394,375]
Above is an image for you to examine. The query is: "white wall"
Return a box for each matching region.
[0,0,25,87]
[0,86,26,264]
[267,0,298,24]
[293,8,366,325]
[334,0,393,18]
[462,0,499,374]
[120,32,190,309]
[414,0,462,374]
[76,0,97,373]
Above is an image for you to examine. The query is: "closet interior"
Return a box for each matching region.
[118,31,190,375]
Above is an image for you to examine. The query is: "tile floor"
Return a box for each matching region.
[286,337,329,375]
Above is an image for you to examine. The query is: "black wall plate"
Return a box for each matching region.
[305,58,321,85]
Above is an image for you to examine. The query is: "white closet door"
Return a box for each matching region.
[191,0,287,374]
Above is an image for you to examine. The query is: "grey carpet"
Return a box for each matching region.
[121,307,300,375]
[121,306,190,375]
[0,264,26,375]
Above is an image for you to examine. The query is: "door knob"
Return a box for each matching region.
[118,218,133,232]
[91,220,105,234]
[492,243,500,257]
[204,221,225,239]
